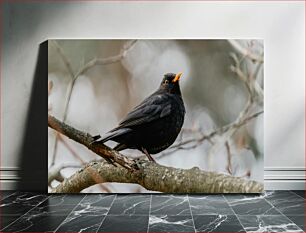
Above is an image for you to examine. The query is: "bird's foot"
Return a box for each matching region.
[147,155,156,162]
[141,147,156,163]
[132,158,143,170]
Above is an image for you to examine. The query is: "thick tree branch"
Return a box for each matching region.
[48,114,264,193]
[52,160,263,193]
[48,163,80,185]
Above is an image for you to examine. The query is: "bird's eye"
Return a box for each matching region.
[164,80,169,84]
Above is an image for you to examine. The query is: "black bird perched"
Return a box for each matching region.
[93,72,185,162]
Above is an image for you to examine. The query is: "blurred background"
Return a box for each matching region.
[48,39,264,193]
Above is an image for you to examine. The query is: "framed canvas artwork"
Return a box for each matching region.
[47,39,264,193]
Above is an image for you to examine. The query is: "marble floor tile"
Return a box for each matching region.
[238,215,303,232]
[1,214,68,232]
[225,194,281,215]
[29,204,83,216]
[1,195,84,231]
[98,215,149,232]
[0,192,48,215]
[0,215,22,230]
[193,215,245,232]
[291,190,305,199]
[0,191,16,201]
[0,191,304,232]
[72,194,115,215]
[46,194,86,205]
[27,195,84,216]
[151,195,191,216]
[189,195,234,215]
[108,194,150,215]
[55,213,105,232]
[286,215,305,230]
[54,195,115,232]
[148,215,195,232]
[265,191,304,215]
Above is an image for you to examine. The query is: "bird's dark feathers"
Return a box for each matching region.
[96,128,132,144]
[96,91,173,144]
[117,91,172,129]
[94,72,185,157]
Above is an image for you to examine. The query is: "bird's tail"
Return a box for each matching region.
[91,128,132,145]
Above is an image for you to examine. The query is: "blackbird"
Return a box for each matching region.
[93,72,185,162]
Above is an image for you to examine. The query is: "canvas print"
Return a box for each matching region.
[48,39,264,193]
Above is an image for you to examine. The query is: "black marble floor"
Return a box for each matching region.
[0,190,304,232]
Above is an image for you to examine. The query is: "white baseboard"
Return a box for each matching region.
[1,167,305,190]
[265,180,305,190]
[264,167,305,190]
[0,167,20,190]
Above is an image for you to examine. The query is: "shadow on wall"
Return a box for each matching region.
[16,41,48,191]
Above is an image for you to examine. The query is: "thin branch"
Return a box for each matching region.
[48,81,53,112]
[228,40,263,63]
[49,40,137,168]
[250,62,264,102]
[50,41,75,79]
[75,40,137,78]
[225,141,232,175]
[57,134,86,164]
[60,36,137,121]
[48,80,53,97]
[229,45,263,103]
[159,110,263,156]
[48,114,263,193]
[158,48,263,158]
[204,49,261,164]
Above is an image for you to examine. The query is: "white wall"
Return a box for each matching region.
[1,2,304,189]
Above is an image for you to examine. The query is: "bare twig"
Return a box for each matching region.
[51,41,75,79]
[48,80,53,112]
[75,40,137,78]
[49,40,137,168]
[57,134,86,164]
[229,43,263,103]
[228,40,263,63]
[157,110,263,157]
[225,141,232,175]
[250,61,264,102]
[48,80,53,97]
[157,46,263,160]
[203,47,262,165]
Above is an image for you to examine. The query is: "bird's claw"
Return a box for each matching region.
[132,158,143,170]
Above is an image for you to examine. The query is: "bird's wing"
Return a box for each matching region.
[93,93,172,144]
[114,93,172,130]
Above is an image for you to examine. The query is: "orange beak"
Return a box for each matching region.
[173,72,183,83]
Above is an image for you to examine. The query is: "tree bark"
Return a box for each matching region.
[48,114,264,193]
